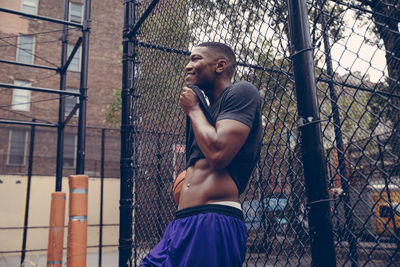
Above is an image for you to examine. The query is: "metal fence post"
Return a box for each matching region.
[76,0,91,175]
[120,0,136,266]
[99,128,105,267]
[20,119,36,266]
[55,0,70,192]
[286,0,336,266]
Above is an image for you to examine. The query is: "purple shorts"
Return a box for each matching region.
[141,204,247,267]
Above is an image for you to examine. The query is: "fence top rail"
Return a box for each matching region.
[0,119,57,128]
[0,7,83,28]
[0,83,81,96]
[0,59,58,72]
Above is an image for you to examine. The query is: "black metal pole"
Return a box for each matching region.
[0,119,57,127]
[0,7,83,27]
[318,1,358,264]
[60,37,83,74]
[127,0,160,40]
[119,0,136,266]
[0,59,58,71]
[76,0,91,174]
[99,128,105,267]
[20,120,36,265]
[0,82,81,96]
[286,0,336,266]
[56,0,69,192]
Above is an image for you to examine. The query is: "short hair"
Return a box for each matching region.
[197,42,237,77]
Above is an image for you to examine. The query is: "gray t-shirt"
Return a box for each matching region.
[186,81,262,195]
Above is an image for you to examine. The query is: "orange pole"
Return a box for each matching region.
[47,192,66,267]
[67,175,88,267]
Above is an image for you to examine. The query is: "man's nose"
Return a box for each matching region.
[185,62,193,72]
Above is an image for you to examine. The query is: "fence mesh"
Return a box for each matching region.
[0,125,120,178]
[129,0,400,266]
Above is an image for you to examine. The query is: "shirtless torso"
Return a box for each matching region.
[178,158,239,210]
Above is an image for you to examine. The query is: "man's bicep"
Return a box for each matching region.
[216,119,250,163]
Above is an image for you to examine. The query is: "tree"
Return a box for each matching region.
[352,0,400,161]
[354,1,399,92]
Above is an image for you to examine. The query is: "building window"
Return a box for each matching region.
[65,88,79,116]
[69,2,83,23]
[12,80,32,112]
[8,129,28,165]
[17,35,35,64]
[67,44,81,72]
[64,133,76,168]
[21,0,39,15]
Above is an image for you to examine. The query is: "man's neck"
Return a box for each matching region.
[203,80,232,104]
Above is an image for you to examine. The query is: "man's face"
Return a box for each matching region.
[185,46,218,87]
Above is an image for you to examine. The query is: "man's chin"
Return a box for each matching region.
[185,80,197,86]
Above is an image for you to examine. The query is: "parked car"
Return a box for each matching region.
[242,198,288,232]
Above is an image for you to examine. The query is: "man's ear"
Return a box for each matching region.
[215,58,227,74]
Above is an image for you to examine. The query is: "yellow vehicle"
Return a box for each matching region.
[371,184,400,237]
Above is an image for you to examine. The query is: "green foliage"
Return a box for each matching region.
[104,87,121,128]
[367,81,392,131]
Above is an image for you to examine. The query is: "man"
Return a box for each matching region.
[141,42,262,266]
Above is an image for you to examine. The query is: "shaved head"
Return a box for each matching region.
[197,42,237,78]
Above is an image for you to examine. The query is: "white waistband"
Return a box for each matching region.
[208,201,242,211]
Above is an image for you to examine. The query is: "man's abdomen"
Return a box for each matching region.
[178,159,239,210]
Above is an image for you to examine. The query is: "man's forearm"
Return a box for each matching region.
[188,108,227,168]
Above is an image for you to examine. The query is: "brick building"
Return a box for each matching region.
[0,0,123,178]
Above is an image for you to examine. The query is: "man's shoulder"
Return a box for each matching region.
[232,80,257,89]
[224,81,260,103]
[230,81,259,96]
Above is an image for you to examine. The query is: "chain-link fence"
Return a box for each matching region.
[0,125,120,178]
[0,125,120,265]
[122,0,400,266]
